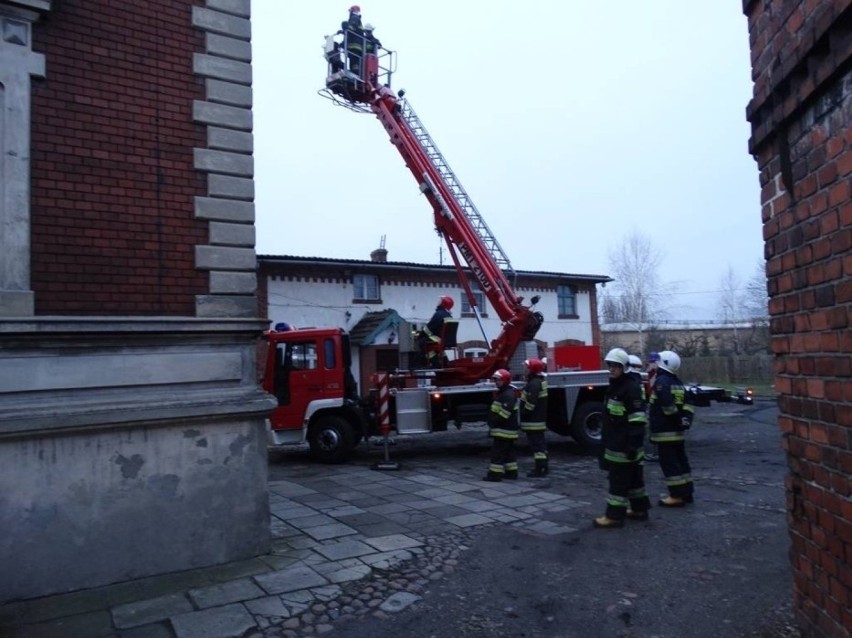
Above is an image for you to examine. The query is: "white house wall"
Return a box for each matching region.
[265,277,595,349]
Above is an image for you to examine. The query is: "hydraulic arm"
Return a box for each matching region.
[322,28,542,383]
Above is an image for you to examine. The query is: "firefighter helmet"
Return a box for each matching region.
[492,369,512,387]
[364,23,374,31]
[439,295,454,311]
[627,354,643,371]
[524,357,545,375]
[349,5,361,14]
[603,348,629,369]
[657,350,681,374]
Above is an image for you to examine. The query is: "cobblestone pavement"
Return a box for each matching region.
[0,404,796,638]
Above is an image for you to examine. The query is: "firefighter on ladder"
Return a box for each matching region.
[416,295,453,368]
[483,369,519,482]
[520,357,549,477]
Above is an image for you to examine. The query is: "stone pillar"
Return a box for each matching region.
[0,3,45,316]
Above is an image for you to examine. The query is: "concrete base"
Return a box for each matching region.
[0,317,277,603]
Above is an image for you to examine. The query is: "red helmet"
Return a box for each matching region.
[349,5,361,13]
[439,295,454,311]
[492,369,512,387]
[524,357,545,375]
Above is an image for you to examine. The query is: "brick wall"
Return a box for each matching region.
[743,1,851,636]
[29,0,208,315]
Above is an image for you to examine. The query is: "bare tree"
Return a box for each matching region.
[717,265,744,354]
[743,260,770,323]
[599,230,670,353]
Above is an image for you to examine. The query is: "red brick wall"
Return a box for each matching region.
[29,0,208,315]
[743,1,851,636]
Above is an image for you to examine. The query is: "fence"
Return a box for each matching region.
[679,355,773,386]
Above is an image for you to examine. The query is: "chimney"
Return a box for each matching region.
[371,235,388,262]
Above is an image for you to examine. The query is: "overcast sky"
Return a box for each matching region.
[252,2,762,322]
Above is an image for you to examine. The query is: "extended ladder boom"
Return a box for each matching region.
[322,28,542,382]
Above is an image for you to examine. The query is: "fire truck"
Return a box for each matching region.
[258,22,610,463]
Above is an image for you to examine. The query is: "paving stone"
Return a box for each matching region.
[313,539,377,561]
[188,578,265,609]
[323,505,366,517]
[171,603,255,638]
[346,521,409,537]
[302,523,359,541]
[308,585,343,602]
[244,595,291,618]
[325,564,372,584]
[379,592,422,613]
[363,534,423,552]
[365,502,413,515]
[112,593,193,629]
[118,622,174,638]
[360,549,413,569]
[287,514,339,530]
[268,481,318,497]
[254,566,328,595]
[433,493,479,505]
[444,513,495,527]
[457,499,504,513]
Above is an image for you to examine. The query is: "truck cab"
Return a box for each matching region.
[262,327,367,463]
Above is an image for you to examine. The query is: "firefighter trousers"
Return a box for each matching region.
[522,427,548,461]
[488,436,518,475]
[605,460,650,521]
[657,440,694,500]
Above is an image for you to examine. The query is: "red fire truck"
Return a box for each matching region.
[258,24,610,463]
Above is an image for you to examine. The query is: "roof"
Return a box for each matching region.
[257,254,612,284]
[348,309,402,346]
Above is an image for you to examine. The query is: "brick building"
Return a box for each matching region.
[743,1,851,635]
[0,0,274,601]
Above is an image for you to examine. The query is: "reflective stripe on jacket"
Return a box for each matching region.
[520,375,548,431]
[488,385,518,439]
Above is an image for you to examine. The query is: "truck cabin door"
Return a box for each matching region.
[270,339,325,432]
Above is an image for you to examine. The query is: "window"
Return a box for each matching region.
[557,285,577,317]
[353,274,380,301]
[461,291,486,317]
[288,342,318,370]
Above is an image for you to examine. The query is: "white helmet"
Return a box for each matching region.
[627,354,643,371]
[364,23,375,31]
[657,350,681,374]
[603,348,629,368]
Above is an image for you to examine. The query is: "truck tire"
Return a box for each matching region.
[309,415,355,464]
[571,400,604,449]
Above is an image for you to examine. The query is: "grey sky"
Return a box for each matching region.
[252,2,762,321]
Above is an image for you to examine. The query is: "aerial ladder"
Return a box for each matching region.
[321,24,543,386]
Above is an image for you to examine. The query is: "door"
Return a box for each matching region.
[270,339,324,432]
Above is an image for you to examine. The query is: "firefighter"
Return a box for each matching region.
[484,369,519,482]
[417,295,453,368]
[629,354,657,462]
[338,5,364,78]
[594,348,650,529]
[520,357,549,477]
[648,350,695,507]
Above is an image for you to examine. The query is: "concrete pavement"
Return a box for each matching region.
[0,433,593,638]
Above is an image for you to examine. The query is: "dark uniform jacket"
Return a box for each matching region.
[425,307,451,337]
[519,374,548,431]
[648,369,695,443]
[602,373,647,464]
[487,384,518,439]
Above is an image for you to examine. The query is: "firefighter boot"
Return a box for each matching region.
[658,496,687,508]
[626,509,649,521]
[505,469,518,480]
[483,471,503,482]
[593,516,624,529]
[527,459,548,478]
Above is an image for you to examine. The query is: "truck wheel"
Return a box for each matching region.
[571,401,604,448]
[309,416,355,464]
